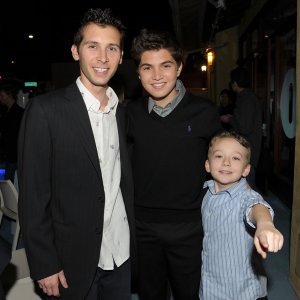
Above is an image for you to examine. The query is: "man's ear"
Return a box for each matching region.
[137,70,141,80]
[119,51,123,65]
[71,45,79,61]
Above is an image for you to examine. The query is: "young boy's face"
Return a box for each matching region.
[205,137,251,192]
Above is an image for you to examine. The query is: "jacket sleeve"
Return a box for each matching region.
[18,98,61,280]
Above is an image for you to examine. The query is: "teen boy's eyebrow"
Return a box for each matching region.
[139,60,176,68]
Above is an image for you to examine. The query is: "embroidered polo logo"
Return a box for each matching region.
[188,125,192,132]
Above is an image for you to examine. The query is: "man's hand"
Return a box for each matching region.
[38,270,68,297]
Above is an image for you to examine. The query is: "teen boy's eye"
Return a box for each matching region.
[162,64,172,69]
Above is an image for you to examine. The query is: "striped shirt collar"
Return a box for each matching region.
[204,177,248,197]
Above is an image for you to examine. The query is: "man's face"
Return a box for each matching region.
[71,23,123,90]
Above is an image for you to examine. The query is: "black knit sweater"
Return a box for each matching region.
[127,92,221,223]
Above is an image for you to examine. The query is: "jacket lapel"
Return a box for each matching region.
[64,83,102,179]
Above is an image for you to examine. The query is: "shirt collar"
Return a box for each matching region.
[76,77,118,114]
[148,79,186,113]
[204,177,248,197]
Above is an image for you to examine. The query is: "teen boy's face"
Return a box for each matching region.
[205,137,250,192]
[137,49,182,108]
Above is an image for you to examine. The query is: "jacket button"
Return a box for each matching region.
[95,227,101,235]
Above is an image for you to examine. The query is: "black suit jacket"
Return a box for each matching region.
[18,83,135,299]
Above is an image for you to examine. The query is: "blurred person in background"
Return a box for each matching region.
[221,67,263,188]
[0,78,24,182]
[218,88,234,130]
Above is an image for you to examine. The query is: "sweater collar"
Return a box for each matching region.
[148,79,186,115]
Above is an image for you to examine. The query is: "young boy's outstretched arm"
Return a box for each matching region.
[250,204,284,259]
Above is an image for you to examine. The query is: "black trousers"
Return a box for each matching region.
[44,260,131,300]
[85,259,131,300]
[136,220,203,300]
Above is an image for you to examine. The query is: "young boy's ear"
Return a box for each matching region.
[242,163,251,177]
[205,160,211,173]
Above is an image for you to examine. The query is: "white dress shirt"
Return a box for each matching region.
[76,77,130,270]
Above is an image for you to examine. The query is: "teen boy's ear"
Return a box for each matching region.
[177,62,183,77]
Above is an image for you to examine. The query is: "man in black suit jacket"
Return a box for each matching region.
[18,8,135,300]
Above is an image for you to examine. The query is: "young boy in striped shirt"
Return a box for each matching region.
[200,131,284,300]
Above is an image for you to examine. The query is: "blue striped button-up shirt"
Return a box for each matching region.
[200,178,273,300]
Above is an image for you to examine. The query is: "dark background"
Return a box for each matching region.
[0,1,174,81]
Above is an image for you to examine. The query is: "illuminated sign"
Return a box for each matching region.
[24,82,38,87]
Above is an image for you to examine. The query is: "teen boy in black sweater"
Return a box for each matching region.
[126,29,221,300]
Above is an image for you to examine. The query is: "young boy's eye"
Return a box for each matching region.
[233,156,241,160]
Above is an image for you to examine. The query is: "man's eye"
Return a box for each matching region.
[107,46,118,52]
[142,66,150,71]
